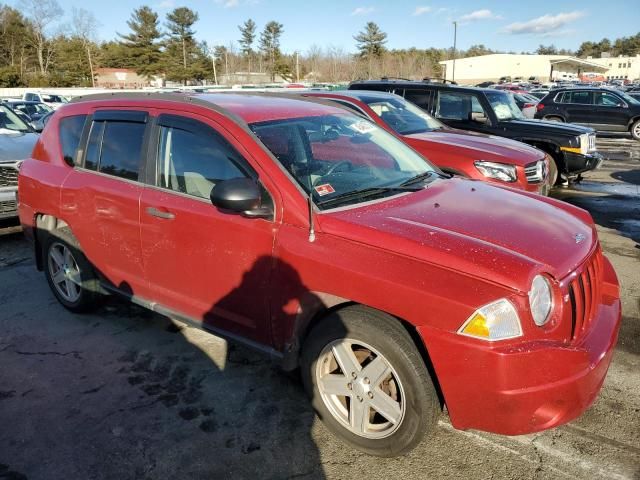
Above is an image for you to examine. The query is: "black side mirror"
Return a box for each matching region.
[210,178,272,219]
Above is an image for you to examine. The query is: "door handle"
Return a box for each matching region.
[146,206,175,220]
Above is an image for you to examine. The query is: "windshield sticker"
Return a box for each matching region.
[493,104,512,120]
[349,120,376,134]
[314,184,336,196]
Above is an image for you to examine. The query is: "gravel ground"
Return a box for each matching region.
[0,137,639,480]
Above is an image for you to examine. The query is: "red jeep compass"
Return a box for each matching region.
[18,93,621,457]
[301,90,553,193]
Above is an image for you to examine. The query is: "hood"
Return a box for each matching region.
[404,130,543,166]
[0,131,39,161]
[502,118,593,136]
[319,178,595,292]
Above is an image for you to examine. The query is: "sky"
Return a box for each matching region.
[9,0,640,54]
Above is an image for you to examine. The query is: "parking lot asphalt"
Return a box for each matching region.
[1,137,639,480]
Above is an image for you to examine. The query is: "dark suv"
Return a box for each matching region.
[534,88,640,140]
[349,80,602,183]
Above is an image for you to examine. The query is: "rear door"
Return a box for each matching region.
[139,111,278,344]
[561,90,594,125]
[60,110,150,297]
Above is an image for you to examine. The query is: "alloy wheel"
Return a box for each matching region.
[48,242,82,303]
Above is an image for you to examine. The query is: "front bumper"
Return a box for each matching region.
[418,256,621,436]
[563,151,604,176]
[0,188,18,219]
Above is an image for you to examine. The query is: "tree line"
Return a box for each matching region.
[1,1,639,88]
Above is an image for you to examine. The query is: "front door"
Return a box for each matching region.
[592,91,631,131]
[139,112,277,344]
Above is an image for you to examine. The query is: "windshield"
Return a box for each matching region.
[617,90,640,105]
[42,94,68,103]
[485,91,524,121]
[250,114,436,209]
[358,95,444,135]
[0,105,32,133]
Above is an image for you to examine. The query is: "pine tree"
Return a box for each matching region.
[117,6,163,79]
[164,7,199,84]
[238,18,256,72]
[354,22,387,78]
[259,21,284,81]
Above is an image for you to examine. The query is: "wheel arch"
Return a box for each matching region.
[34,214,73,271]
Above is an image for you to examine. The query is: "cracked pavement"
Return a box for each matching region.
[0,137,639,479]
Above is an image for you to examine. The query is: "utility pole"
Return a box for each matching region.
[209,47,218,85]
[295,51,300,82]
[452,21,457,82]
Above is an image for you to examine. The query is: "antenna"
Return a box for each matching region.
[308,193,316,243]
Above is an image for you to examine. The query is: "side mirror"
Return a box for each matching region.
[617,102,627,108]
[210,178,272,219]
[469,112,488,124]
[30,122,42,133]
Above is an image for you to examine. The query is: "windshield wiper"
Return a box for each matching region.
[317,185,423,208]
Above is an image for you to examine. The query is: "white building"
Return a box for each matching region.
[439,53,640,84]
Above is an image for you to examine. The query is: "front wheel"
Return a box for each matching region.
[631,120,640,141]
[301,306,440,457]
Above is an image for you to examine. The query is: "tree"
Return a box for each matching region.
[165,7,199,84]
[259,21,284,81]
[238,18,256,72]
[354,22,387,78]
[19,0,63,75]
[464,44,494,57]
[118,6,163,78]
[536,44,558,55]
[71,8,99,87]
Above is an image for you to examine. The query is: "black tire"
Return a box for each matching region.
[631,120,640,141]
[544,116,564,123]
[300,306,439,457]
[43,228,101,313]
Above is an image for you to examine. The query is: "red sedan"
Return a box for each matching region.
[18,93,620,456]
[302,90,552,194]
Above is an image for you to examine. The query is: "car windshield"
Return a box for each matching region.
[617,91,640,105]
[0,105,32,133]
[250,114,437,209]
[358,95,444,135]
[42,94,68,103]
[485,91,524,121]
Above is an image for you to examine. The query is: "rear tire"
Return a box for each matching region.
[631,120,640,141]
[544,116,564,123]
[300,306,439,457]
[44,229,101,312]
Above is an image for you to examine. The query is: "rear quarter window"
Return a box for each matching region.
[59,115,87,166]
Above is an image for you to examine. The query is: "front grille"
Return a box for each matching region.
[0,165,19,188]
[0,200,17,214]
[567,251,602,340]
[525,160,546,183]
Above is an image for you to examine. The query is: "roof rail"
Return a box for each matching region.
[380,76,411,81]
[422,77,458,85]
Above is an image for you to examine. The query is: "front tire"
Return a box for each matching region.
[44,229,100,312]
[631,120,640,141]
[301,306,439,457]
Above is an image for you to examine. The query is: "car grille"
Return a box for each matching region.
[567,250,602,340]
[524,160,546,183]
[0,164,19,187]
[0,200,17,215]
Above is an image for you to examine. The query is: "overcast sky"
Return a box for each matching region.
[11,0,640,54]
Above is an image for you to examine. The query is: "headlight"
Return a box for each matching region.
[579,134,589,155]
[458,299,523,341]
[474,161,517,183]
[529,275,553,326]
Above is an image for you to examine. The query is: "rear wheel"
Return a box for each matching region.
[544,116,564,123]
[301,306,439,457]
[44,229,101,312]
[631,120,640,141]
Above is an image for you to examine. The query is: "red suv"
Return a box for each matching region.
[302,91,552,194]
[19,93,621,457]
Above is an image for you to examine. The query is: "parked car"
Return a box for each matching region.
[4,101,53,122]
[629,92,640,103]
[535,88,640,140]
[529,89,550,100]
[0,105,39,219]
[300,90,551,194]
[30,110,54,132]
[348,80,602,184]
[18,92,621,457]
[22,92,69,110]
[475,81,495,88]
[512,93,540,119]
[498,76,511,84]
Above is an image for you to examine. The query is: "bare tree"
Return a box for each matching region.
[71,7,100,87]
[19,0,63,75]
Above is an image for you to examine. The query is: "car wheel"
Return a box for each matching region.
[631,120,640,141]
[301,306,439,457]
[44,229,101,312]
[544,116,564,123]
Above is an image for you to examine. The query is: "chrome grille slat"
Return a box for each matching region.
[524,160,546,184]
[0,165,19,188]
[0,200,17,214]
[567,251,600,340]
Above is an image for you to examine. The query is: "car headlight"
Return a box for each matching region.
[474,161,517,183]
[458,299,523,341]
[529,275,553,326]
[579,134,589,155]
